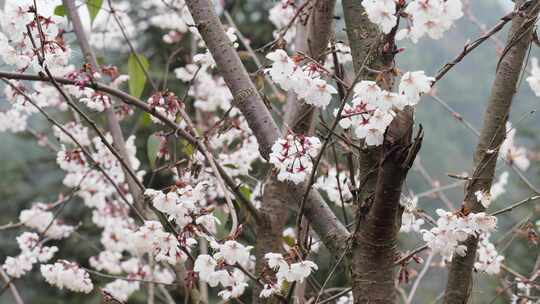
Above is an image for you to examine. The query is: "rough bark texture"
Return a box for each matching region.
[185,0,348,258]
[341,0,396,203]
[295,186,350,254]
[443,1,540,303]
[254,181,291,304]
[341,1,420,302]
[351,109,420,304]
[254,2,337,302]
[63,0,144,209]
[284,0,336,134]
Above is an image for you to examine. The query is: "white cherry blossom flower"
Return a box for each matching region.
[269,134,321,184]
[362,0,398,34]
[40,260,93,293]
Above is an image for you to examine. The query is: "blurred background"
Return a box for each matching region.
[0,0,538,303]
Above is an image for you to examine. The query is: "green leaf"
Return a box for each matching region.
[87,0,104,23]
[223,163,239,169]
[147,134,160,169]
[95,56,105,66]
[213,208,229,239]
[190,288,201,304]
[183,141,195,158]
[282,235,296,247]
[128,53,149,99]
[138,112,153,128]
[239,185,252,201]
[54,5,66,16]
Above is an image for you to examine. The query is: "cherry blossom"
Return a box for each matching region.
[399,196,425,233]
[268,0,297,43]
[475,190,492,209]
[500,122,530,171]
[422,209,497,262]
[193,245,252,300]
[103,279,140,302]
[269,133,321,184]
[315,167,354,205]
[398,71,434,105]
[398,0,464,43]
[474,234,504,275]
[362,0,398,34]
[19,203,74,239]
[336,73,433,146]
[266,49,338,108]
[263,252,319,294]
[214,240,253,266]
[490,171,509,201]
[40,260,93,293]
[0,0,534,302]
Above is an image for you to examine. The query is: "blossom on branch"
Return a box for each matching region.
[269,133,321,184]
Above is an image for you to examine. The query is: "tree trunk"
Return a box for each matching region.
[254,1,337,302]
[444,1,540,303]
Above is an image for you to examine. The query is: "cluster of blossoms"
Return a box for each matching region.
[66,70,130,113]
[510,277,539,304]
[1,80,67,133]
[399,0,463,42]
[40,260,93,293]
[399,196,425,233]
[266,70,432,183]
[145,184,220,236]
[362,0,463,43]
[193,240,253,300]
[500,122,530,171]
[362,0,398,34]
[0,3,73,133]
[147,90,183,123]
[268,0,296,44]
[314,167,354,205]
[141,0,194,44]
[3,232,58,278]
[260,253,318,298]
[0,3,71,73]
[18,203,75,239]
[269,133,321,184]
[57,133,142,204]
[126,221,187,265]
[421,209,497,265]
[89,1,137,51]
[209,115,261,177]
[474,234,504,275]
[265,49,338,108]
[174,27,238,112]
[338,71,433,146]
[490,171,509,201]
[91,255,174,301]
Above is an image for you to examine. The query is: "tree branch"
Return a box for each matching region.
[62,0,145,210]
[184,0,349,256]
